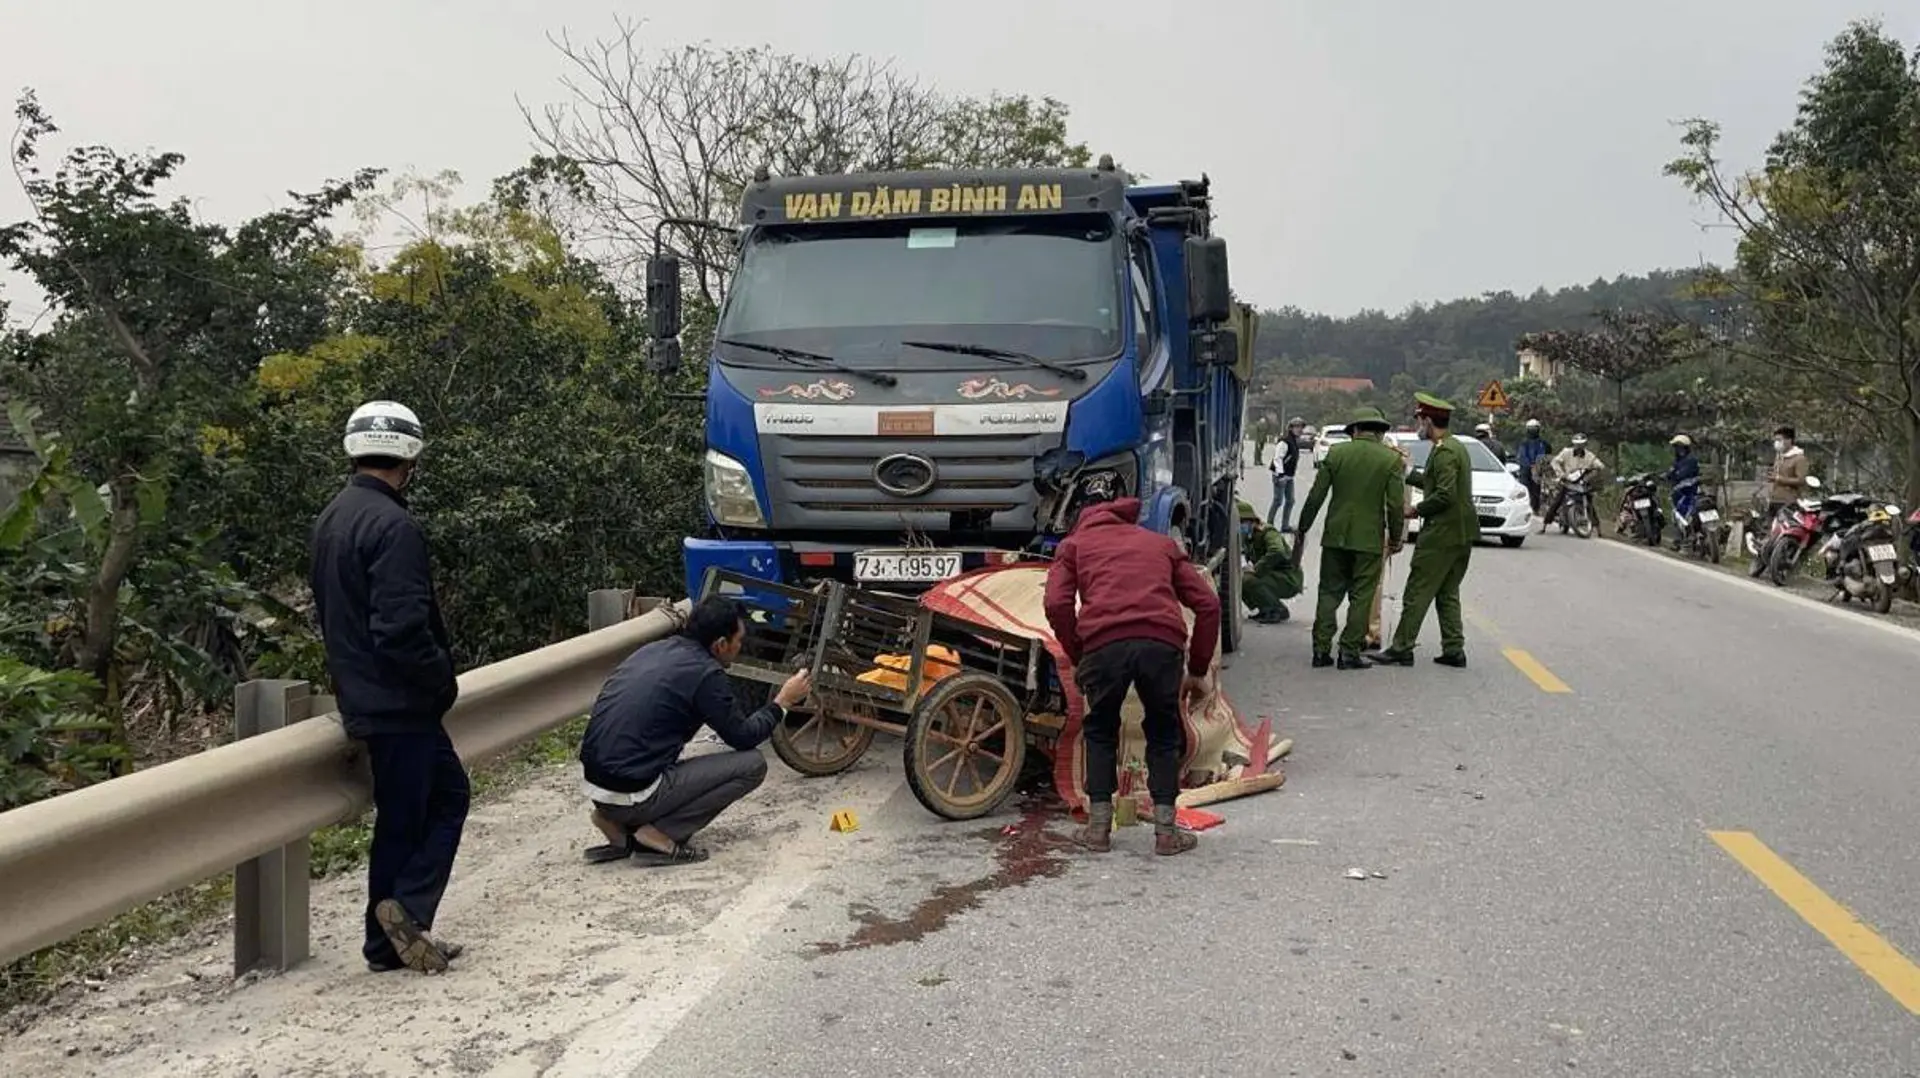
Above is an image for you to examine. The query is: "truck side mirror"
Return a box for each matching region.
[646,339,683,376]
[645,255,684,375]
[1191,326,1238,368]
[1184,236,1231,323]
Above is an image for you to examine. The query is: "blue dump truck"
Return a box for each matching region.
[644,157,1257,651]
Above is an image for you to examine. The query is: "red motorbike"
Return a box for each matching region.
[1750,490,1825,586]
[1754,487,1873,588]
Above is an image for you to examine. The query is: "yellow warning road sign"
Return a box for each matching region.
[1477,380,1510,411]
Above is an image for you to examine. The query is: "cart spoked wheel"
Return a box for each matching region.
[904,673,1027,820]
[770,704,876,777]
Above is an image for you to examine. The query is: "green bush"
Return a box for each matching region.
[0,658,125,810]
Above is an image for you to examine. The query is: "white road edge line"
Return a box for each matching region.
[1603,539,1920,646]
[543,767,905,1077]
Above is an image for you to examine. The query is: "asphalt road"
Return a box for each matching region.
[610,453,1920,1078]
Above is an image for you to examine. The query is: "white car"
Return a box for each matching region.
[1312,428,1350,464]
[1387,432,1533,547]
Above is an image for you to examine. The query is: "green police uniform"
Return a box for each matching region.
[1237,500,1301,618]
[1293,407,1406,662]
[1382,393,1479,663]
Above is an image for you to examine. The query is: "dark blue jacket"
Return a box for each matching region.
[1668,451,1701,492]
[579,635,782,794]
[1517,435,1551,472]
[309,475,458,736]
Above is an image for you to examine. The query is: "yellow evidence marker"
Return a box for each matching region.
[830,810,860,833]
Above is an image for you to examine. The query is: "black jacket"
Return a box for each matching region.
[1279,436,1302,478]
[309,475,458,736]
[579,635,781,794]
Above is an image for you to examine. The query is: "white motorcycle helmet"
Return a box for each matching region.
[1571,434,1588,446]
[343,400,425,462]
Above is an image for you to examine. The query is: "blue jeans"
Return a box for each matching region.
[1268,475,1295,528]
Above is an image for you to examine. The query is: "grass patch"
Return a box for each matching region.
[0,715,587,1017]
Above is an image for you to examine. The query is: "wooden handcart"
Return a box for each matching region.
[699,568,1067,820]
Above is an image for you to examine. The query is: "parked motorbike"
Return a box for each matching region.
[1761,487,1872,588]
[1748,476,1824,574]
[1556,469,1598,539]
[1821,499,1906,613]
[1675,487,1730,564]
[1616,472,1665,546]
[1742,484,1773,559]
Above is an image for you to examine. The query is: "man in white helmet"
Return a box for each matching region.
[310,401,467,974]
[1473,422,1508,465]
[1540,434,1605,529]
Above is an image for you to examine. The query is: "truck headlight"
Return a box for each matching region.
[704,449,766,528]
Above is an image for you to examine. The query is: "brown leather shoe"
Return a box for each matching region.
[1074,801,1114,853]
[1152,804,1196,856]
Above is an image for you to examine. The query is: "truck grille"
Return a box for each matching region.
[760,431,1058,533]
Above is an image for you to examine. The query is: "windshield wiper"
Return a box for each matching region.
[899,339,1089,382]
[717,337,897,387]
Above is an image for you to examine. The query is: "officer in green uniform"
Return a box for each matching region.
[1292,406,1405,669]
[1371,392,1479,668]
[1237,500,1301,624]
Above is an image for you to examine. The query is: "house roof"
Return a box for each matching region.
[1280,376,1376,394]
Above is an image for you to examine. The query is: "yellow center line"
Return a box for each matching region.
[1709,830,1920,1015]
[1501,648,1572,693]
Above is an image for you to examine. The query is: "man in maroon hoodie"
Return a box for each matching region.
[1044,495,1222,857]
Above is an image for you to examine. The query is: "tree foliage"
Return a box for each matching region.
[0,92,372,731]
[524,26,1093,302]
[1665,19,1920,501]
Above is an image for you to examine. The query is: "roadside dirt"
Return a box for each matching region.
[0,744,902,1078]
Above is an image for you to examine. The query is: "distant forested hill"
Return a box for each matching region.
[1256,270,1718,384]
[1248,268,1727,425]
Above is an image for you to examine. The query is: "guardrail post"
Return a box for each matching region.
[588,588,636,631]
[232,679,315,976]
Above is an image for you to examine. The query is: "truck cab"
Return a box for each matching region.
[647,159,1255,651]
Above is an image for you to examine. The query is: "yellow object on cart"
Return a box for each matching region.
[856,644,962,692]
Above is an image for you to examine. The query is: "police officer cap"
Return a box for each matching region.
[1413,391,1454,418]
[1237,499,1260,522]
[1345,405,1391,432]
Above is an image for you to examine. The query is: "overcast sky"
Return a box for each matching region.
[3,0,1916,319]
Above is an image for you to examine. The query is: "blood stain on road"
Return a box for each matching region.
[808,795,1073,955]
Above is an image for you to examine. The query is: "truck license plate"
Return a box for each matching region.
[1632,498,1652,510]
[854,550,962,583]
[1869,543,1897,562]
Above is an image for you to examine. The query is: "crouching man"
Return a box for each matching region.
[577,596,811,866]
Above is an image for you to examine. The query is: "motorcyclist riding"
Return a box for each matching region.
[1474,422,1508,463]
[1515,419,1551,513]
[1539,434,1604,529]
[1667,433,1701,550]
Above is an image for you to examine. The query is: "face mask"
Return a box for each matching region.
[1773,439,1786,453]
[1240,524,1253,539]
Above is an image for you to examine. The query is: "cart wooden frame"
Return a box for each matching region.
[699,568,1067,819]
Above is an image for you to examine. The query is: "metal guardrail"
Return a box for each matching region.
[0,590,681,972]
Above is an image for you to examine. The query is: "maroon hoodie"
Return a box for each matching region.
[1043,498,1222,676]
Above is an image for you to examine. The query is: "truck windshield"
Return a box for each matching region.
[717,216,1123,367]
